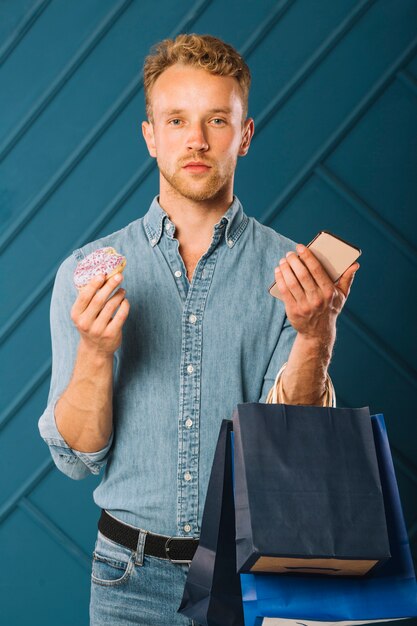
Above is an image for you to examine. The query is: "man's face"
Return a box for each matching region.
[142,64,253,203]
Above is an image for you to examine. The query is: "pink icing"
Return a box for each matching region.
[73,247,126,288]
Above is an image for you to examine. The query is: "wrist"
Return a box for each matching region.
[295,329,335,357]
[78,339,115,366]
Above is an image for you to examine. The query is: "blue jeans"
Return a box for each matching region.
[89,530,199,625]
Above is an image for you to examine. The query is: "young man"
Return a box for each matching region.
[38,34,359,625]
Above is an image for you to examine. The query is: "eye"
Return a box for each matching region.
[211,118,226,126]
[168,118,183,126]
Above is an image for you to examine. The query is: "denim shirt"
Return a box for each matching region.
[38,195,297,537]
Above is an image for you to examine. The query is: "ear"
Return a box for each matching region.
[142,120,157,158]
[238,118,255,157]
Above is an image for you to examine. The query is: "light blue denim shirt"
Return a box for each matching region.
[38,195,297,537]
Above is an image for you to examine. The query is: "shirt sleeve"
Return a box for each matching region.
[258,314,297,403]
[38,254,114,480]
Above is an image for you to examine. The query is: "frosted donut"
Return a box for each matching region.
[73,247,126,289]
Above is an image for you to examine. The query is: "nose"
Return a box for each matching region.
[186,122,209,152]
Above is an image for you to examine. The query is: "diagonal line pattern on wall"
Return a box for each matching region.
[315,164,417,267]
[0,358,51,431]
[238,0,295,57]
[19,497,92,569]
[254,0,375,135]
[259,36,417,227]
[0,0,133,165]
[0,457,53,523]
[397,67,417,97]
[0,0,212,255]
[0,155,156,349]
[0,0,52,67]
[339,309,417,389]
[0,74,142,258]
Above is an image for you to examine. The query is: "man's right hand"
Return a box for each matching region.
[70,272,130,357]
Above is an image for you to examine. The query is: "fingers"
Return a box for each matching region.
[336,262,360,298]
[106,298,130,335]
[282,251,319,298]
[275,244,360,308]
[91,288,127,335]
[276,256,304,301]
[275,248,324,303]
[71,272,124,326]
[295,244,334,295]
[274,265,296,305]
[70,269,130,355]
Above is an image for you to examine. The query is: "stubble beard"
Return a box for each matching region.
[157,157,236,202]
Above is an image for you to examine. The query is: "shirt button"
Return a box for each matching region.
[184,524,192,533]
[227,239,233,247]
[188,314,197,324]
[165,222,171,231]
[151,238,157,245]
[185,418,193,428]
[187,364,194,374]
[184,472,192,482]
[174,270,182,278]
[201,269,207,279]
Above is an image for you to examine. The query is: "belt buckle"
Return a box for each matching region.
[164,536,192,564]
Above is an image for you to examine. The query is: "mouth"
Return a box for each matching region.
[182,162,212,173]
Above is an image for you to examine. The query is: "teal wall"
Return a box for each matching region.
[1,1,416,624]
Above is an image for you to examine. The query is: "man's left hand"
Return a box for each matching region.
[274,243,359,341]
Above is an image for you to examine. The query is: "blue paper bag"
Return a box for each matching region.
[232,404,390,576]
[240,413,417,626]
[178,419,244,626]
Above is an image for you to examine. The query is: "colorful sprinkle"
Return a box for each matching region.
[73,247,126,289]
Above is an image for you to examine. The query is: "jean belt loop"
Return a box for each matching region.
[134,529,147,566]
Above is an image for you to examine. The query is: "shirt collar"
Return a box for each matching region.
[143,195,248,249]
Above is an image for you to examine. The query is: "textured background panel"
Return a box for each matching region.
[1,1,416,624]
[0,505,92,625]
[327,75,417,264]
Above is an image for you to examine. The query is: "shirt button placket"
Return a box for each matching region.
[177,250,219,537]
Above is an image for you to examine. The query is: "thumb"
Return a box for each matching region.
[337,263,360,298]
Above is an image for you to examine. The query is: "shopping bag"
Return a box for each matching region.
[239,413,417,625]
[232,403,390,576]
[178,419,244,626]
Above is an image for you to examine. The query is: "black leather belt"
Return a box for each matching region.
[98,509,199,564]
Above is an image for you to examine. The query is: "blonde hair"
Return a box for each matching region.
[143,33,251,121]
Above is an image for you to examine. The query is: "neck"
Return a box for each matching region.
[158,179,234,250]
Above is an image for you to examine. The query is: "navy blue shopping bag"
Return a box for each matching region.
[178,419,244,626]
[239,413,417,626]
[232,404,390,576]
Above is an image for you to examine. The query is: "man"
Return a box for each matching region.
[38,34,359,625]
